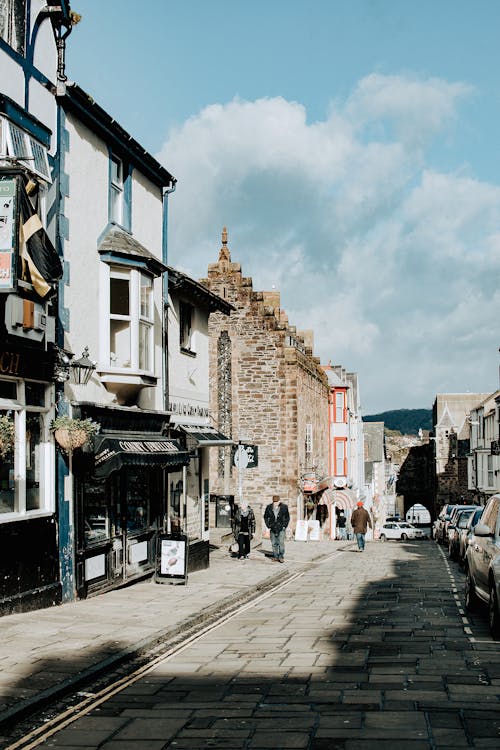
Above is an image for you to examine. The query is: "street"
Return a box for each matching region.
[10,539,499,750]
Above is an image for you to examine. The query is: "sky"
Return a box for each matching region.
[66,0,500,414]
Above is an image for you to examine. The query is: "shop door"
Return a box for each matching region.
[119,467,162,582]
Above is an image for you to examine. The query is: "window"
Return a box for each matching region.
[487,455,494,488]
[109,266,154,372]
[334,438,347,476]
[0,378,52,520]
[305,423,313,463]
[0,0,26,54]
[481,496,499,533]
[180,301,194,352]
[0,117,51,181]
[334,390,346,422]
[110,155,123,225]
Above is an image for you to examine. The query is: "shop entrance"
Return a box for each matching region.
[78,467,163,596]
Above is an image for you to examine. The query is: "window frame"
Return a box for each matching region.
[0,0,26,55]
[0,116,51,182]
[105,263,155,374]
[334,437,347,477]
[334,389,346,423]
[179,300,195,354]
[108,152,131,231]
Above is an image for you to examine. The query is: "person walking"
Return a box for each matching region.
[337,509,347,540]
[264,494,290,563]
[350,500,372,551]
[232,500,256,560]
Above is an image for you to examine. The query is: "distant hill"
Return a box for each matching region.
[363,409,432,435]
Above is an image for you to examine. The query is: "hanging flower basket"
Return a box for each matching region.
[0,415,14,458]
[50,416,100,452]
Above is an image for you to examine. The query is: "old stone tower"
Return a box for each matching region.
[200,229,329,535]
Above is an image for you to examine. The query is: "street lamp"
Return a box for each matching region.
[70,347,96,385]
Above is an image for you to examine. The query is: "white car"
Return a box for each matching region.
[379,522,425,541]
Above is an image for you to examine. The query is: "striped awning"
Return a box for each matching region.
[324,487,358,511]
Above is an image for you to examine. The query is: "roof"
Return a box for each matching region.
[98,226,167,277]
[58,83,175,189]
[167,266,234,315]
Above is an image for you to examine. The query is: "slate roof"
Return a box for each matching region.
[98,226,167,277]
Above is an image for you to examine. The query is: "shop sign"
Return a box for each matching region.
[168,400,209,418]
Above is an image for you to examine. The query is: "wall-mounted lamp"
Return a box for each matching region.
[70,347,96,385]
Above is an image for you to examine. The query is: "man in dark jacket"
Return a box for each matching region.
[264,494,290,563]
[350,500,372,551]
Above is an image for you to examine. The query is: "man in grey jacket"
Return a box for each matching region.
[264,494,290,563]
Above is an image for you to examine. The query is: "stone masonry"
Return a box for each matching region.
[200,229,329,537]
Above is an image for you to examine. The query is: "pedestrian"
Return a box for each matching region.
[264,494,290,563]
[350,500,372,551]
[337,509,347,540]
[231,499,256,560]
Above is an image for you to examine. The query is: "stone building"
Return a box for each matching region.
[200,229,329,537]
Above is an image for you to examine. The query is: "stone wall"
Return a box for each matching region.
[200,231,329,536]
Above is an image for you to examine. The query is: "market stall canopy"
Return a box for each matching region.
[174,423,234,447]
[94,434,190,478]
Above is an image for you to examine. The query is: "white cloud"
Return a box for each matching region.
[157,73,499,412]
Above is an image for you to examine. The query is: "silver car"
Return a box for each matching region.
[464,494,500,639]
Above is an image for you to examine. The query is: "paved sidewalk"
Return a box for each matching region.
[0,538,347,729]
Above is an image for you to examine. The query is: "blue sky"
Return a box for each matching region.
[67,0,500,413]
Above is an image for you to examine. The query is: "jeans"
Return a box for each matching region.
[338,527,347,540]
[270,529,285,559]
[355,532,366,550]
[237,533,250,558]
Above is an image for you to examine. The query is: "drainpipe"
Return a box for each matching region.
[162,182,176,413]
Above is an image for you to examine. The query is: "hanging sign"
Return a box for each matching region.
[232,443,258,468]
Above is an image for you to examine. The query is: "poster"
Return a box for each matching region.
[160,537,186,576]
[295,519,308,541]
[308,520,321,541]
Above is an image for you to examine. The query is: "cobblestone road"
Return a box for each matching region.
[33,541,500,749]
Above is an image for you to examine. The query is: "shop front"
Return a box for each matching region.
[72,405,190,599]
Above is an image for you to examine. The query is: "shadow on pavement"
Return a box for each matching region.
[1,541,499,749]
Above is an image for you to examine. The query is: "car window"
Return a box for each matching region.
[458,512,473,528]
[399,523,411,528]
[481,496,499,532]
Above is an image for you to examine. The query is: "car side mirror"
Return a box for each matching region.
[473,523,493,537]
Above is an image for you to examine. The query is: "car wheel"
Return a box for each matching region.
[401,533,408,540]
[489,582,500,640]
[465,568,480,612]
[380,534,386,542]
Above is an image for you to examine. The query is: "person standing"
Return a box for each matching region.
[232,500,256,560]
[264,494,290,563]
[350,500,372,551]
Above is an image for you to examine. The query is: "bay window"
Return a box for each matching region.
[108,266,154,373]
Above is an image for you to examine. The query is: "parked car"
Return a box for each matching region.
[458,507,483,567]
[379,522,426,541]
[448,508,476,561]
[433,504,458,544]
[464,494,500,639]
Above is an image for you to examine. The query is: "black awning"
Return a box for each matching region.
[174,423,234,447]
[94,435,190,478]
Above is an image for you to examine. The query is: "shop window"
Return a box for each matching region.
[180,301,194,353]
[487,455,494,488]
[0,0,26,55]
[108,266,154,372]
[0,379,52,520]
